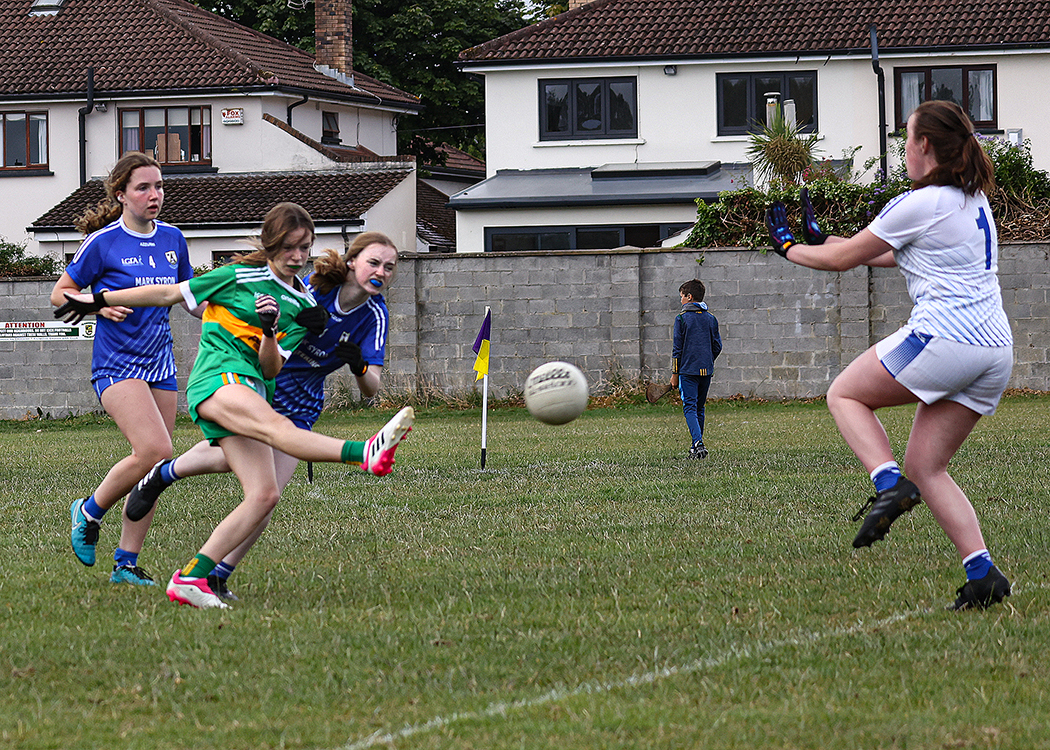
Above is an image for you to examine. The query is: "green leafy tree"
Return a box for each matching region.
[191,1,316,49]
[352,0,533,160]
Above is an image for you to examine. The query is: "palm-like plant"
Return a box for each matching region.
[746,111,822,188]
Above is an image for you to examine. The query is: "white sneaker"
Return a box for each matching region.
[166,569,230,609]
[361,406,414,476]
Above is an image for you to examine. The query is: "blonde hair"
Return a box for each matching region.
[310,231,398,295]
[75,152,162,235]
[234,202,316,267]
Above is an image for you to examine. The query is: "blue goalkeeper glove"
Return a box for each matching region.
[800,187,828,245]
[764,201,797,258]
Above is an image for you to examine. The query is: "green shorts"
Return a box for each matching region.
[187,371,275,444]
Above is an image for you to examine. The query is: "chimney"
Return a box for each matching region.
[315,0,352,78]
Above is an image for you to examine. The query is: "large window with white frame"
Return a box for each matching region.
[1,111,48,170]
[120,106,212,164]
[539,77,638,140]
[717,72,817,136]
[894,65,996,130]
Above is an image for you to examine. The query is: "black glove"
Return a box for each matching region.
[256,295,279,338]
[764,201,797,258]
[295,306,329,336]
[54,291,108,324]
[335,340,368,376]
[800,187,828,245]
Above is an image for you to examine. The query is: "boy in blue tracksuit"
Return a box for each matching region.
[671,279,722,459]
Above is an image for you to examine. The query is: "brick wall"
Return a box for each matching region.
[4,244,1049,420]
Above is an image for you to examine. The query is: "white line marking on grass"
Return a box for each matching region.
[338,608,924,750]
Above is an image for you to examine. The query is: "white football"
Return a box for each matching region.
[524,361,589,425]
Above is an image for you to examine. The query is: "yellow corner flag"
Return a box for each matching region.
[472,308,491,381]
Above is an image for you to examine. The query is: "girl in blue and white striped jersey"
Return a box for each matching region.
[765,100,1013,611]
[123,231,398,600]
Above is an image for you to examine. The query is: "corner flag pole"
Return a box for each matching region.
[480,371,489,468]
[472,307,492,469]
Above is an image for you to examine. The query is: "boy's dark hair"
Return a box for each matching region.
[679,279,706,302]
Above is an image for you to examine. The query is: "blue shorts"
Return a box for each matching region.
[93,373,178,401]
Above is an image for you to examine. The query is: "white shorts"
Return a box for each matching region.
[875,328,1013,415]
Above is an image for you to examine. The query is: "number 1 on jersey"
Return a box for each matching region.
[976,207,992,270]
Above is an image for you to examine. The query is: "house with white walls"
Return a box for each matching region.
[0,0,458,265]
[453,0,1049,253]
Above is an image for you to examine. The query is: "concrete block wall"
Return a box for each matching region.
[4,243,1049,420]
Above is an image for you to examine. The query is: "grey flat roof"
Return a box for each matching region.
[447,162,746,209]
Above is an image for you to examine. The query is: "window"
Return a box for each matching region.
[1,111,48,169]
[716,72,817,136]
[539,77,637,140]
[486,223,691,252]
[211,250,236,267]
[894,65,996,130]
[120,106,212,164]
[322,111,340,144]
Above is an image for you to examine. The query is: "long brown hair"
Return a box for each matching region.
[235,202,316,267]
[909,100,995,196]
[75,152,162,235]
[310,230,398,295]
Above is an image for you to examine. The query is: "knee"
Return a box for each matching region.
[245,488,281,515]
[136,442,173,468]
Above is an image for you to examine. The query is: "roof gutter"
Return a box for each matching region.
[287,94,309,126]
[77,67,95,186]
[870,25,888,184]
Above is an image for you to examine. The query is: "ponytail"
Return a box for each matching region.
[910,100,995,195]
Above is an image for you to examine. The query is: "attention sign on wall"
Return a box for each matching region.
[1,321,94,341]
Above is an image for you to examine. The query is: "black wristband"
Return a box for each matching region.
[94,291,108,308]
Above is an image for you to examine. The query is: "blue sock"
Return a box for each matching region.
[871,462,903,493]
[212,561,235,580]
[82,495,106,521]
[114,548,138,568]
[963,550,993,581]
[159,459,181,485]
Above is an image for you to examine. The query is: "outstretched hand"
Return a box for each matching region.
[800,187,828,245]
[295,306,330,336]
[764,202,797,258]
[256,294,280,338]
[54,291,108,324]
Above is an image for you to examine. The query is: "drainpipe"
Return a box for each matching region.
[869,25,888,184]
[78,67,95,185]
[287,94,309,126]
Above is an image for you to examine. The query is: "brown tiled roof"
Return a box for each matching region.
[460,0,1050,62]
[415,180,455,251]
[429,144,486,178]
[31,167,414,228]
[1,0,419,108]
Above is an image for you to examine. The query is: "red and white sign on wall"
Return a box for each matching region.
[221,108,244,125]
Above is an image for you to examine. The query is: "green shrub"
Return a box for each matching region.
[686,134,1050,250]
[0,238,60,278]
[979,135,1050,203]
[684,179,910,251]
